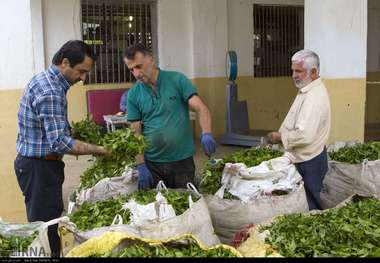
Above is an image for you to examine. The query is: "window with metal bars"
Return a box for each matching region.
[81,0,157,84]
[253,4,304,77]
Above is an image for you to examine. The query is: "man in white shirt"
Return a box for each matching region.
[267,49,331,210]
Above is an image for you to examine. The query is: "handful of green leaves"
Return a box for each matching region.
[71,116,102,145]
[69,189,200,231]
[328,141,380,164]
[199,147,283,197]
[260,196,380,257]
[0,233,37,257]
[78,128,147,190]
[102,242,237,258]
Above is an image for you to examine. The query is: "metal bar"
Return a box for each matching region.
[105,2,109,83]
[258,5,263,77]
[275,6,281,77]
[268,6,271,77]
[259,5,262,77]
[85,0,92,83]
[123,0,126,83]
[99,1,103,84]
[111,2,115,83]
[117,2,121,83]
[253,4,256,77]
[92,0,97,83]
[264,6,268,77]
[145,2,148,48]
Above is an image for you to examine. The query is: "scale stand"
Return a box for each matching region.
[219,51,266,147]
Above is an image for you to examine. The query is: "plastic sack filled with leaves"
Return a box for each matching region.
[0,219,41,257]
[238,195,380,257]
[68,188,200,231]
[61,183,220,253]
[321,141,380,209]
[328,141,380,164]
[199,146,283,199]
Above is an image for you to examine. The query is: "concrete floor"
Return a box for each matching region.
[62,141,246,212]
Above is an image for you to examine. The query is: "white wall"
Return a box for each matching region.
[0,0,35,90]
[227,0,304,77]
[158,0,228,79]
[367,0,380,72]
[305,0,367,78]
[42,0,82,67]
[157,0,194,77]
[31,0,45,73]
[191,0,228,78]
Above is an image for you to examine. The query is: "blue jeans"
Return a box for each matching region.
[14,154,64,257]
[295,147,328,210]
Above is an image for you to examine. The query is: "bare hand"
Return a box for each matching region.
[115,111,125,116]
[267,132,282,144]
[96,146,112,158]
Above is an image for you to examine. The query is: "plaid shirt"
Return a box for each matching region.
[16,65,75,157]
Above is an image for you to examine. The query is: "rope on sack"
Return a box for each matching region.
[186,182,201,196]
[357,159,369,195]
[156,180,168,191]
[111,214,123,226]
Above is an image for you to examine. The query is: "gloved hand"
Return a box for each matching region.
[137,163,154,190]
[201,132,216,157]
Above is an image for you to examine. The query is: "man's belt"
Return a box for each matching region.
[26,154,63,161]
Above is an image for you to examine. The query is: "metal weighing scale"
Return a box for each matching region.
[219,51,266,147]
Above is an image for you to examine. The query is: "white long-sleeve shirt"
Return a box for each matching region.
[279,77,331,163]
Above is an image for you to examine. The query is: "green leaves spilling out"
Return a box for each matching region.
[102,242,237,258]
[260,196,380,257]
[329,141,380,164]
[69,189,200,231]
[78,128,147,190]
[199,147,283,197]
[71,116,102,145]
[0,233,37,257]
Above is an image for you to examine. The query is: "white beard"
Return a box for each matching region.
[294,75,312,89]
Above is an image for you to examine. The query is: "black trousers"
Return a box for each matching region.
[295,147,328,211]
[145,156,195,189]
[14,154,64,257]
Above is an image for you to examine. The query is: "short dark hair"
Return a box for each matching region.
[52,40,96,67]
[124,43,152,60]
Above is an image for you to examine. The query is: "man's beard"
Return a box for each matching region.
[294,75,312,89]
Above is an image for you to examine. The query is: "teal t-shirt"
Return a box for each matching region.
[127,69,196,163]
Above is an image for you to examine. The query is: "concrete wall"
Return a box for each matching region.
[305,0,367,142]
[0,0,35,221]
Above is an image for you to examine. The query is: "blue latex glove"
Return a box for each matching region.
[137,163,154,190]
[201,132,216,157]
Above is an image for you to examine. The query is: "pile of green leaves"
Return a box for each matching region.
[328,141,380,164]
[78,129,147,190]
[69,189,200,231]
[0,233,37,257]
[260,196,380,257]
[71,116,102,144]
[199,147,283,197]
[102,242,237,258]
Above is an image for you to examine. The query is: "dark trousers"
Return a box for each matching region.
[14,154,65,257]
[295,147,328,211]
[145,156,195,189]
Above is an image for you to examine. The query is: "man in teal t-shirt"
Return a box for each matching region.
[124,43,216,189]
